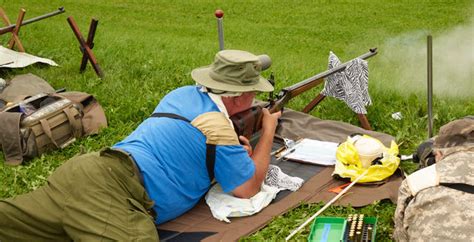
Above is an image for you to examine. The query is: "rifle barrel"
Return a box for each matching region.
[0,7,65,35]
[283,48,378,96]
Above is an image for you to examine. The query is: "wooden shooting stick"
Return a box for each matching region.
[67,16,104,79]
[285,169,369,241]
[0,7,26,52]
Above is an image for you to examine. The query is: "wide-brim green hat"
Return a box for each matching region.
[191,50,274,93]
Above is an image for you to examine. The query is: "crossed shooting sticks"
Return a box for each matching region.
[67,16,104,79]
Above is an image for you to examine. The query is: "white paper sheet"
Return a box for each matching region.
[282,138,338,166]
[0,46,57,68]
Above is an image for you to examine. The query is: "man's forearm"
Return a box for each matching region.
[232,109,280,199]
[251,129,275,185]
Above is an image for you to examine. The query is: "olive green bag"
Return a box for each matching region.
[0,73,108,165]
[1,93,82,165]
[0,92,107,166]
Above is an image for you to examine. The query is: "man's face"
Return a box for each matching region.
[222,92,256,116]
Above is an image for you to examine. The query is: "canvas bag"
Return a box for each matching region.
[0,93,82,165]
[0,74,108,165]
[0,91,107,165]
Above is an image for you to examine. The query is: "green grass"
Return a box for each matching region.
[1,0,473,241]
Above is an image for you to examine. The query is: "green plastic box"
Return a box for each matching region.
[360,216,377,242]
[308,217,347,242]
[308,216,377,242]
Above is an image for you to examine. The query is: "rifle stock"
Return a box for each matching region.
[230,48,378,139]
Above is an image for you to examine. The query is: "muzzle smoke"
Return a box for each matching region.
[375,19,473,99]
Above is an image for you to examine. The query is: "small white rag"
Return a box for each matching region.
[205,165,304,223]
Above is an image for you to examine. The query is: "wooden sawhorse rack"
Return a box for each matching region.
[0,7,26,52]
[302,93,372,130]
[67,16,104,79]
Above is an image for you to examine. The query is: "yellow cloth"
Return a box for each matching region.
[333,135,400,183]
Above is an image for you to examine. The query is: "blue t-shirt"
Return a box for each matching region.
[113,86,255,224]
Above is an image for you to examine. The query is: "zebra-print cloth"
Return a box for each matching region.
[264,165,303,192]
[321,51,372,114]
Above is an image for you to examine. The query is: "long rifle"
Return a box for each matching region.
[230,48,378,139]
[0,7,65,35]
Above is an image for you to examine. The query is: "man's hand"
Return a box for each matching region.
[239,136,253,156]
[261,108,281,134]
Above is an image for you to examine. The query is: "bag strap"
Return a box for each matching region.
[63,107,83,138]
[0,112,23,165]
[150,112,216,182]
[39,105,83,149]
[39,119,60,148]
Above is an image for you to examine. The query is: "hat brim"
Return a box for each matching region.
[191,66,274,92]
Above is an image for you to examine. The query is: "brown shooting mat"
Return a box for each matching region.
[156,109,402,241]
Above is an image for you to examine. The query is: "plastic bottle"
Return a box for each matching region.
[19,103,37,115]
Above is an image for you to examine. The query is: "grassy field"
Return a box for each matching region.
[1,0,473,241]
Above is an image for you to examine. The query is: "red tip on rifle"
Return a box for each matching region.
[215,9,224,18]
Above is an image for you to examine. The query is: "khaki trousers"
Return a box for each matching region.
[0,149,158,241]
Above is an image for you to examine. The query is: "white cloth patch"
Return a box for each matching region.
[406,164,439,196]
[199,86,235,129]
[321,51,371,114]
[205,165,303,223]
[0,46,58,68]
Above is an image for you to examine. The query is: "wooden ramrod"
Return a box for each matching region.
[230,48,378,139]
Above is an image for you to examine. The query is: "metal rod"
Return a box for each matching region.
[427,35,433,138]
[215,9,224,50]
[285,169,369,241]
[0,7,65,35]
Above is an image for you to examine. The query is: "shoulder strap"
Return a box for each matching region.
[151,112,190,122]
[440,183,474,194]
[150,112,215,182]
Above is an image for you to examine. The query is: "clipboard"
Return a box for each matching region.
[275,138,338,166]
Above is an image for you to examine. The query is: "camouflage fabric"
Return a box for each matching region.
[393,150,474,241]
[413,117,474,168]
[434,117,474,149]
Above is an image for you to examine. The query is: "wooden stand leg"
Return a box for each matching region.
[302,93,326,113]
[357,114,372,130]
[0,8,10,29]
[80,18,98,72]
[303,92,372,130]
[8,8,26,52]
